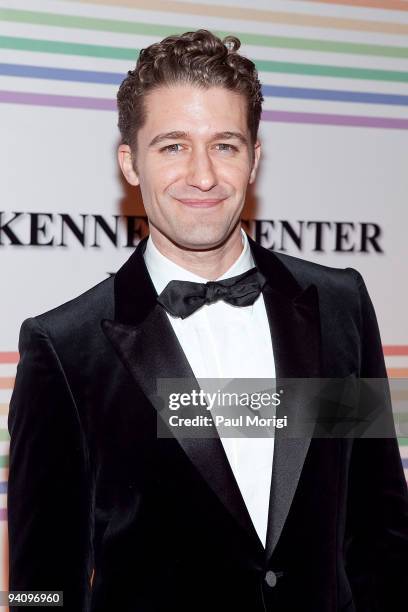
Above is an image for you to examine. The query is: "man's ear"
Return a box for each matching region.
[117,144,140,186]
[249,140,261,185]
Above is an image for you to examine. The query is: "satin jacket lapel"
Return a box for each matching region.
[100,237,264,555]
[248,236,322,561]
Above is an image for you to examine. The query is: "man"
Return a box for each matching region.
[7,29,408,612]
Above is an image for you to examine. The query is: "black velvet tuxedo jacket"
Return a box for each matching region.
[7,233,408,612]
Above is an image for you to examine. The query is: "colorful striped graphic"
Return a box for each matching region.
[1,1,408,129]
[55,0,408,28]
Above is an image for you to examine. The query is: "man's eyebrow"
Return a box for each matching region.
[148,131,188,147]
[212,131,248,145]
[148,130,249,147]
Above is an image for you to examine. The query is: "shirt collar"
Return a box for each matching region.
[143,228,255,295]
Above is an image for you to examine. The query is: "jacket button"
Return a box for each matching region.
[264,570,277,588]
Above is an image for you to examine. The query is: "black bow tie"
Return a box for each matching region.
[157,267,267,319]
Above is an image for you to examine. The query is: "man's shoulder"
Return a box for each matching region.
[31,275,115,340]
[268,248,363,298]
[266,251,369,339]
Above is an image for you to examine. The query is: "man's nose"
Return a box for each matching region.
[186,149,217,191]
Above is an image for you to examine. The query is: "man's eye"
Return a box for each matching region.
[215,143,236,152]
[161,144,183,153]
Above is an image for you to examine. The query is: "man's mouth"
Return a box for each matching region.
[175,198,225,208]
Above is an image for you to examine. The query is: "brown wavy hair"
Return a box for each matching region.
[117,29,263,154]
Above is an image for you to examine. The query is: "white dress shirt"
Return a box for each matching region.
[143,228,276,546]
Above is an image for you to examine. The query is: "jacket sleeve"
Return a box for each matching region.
[344,269,408,612]
[7,317,94,612]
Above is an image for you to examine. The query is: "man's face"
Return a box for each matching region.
[118,84,260,250]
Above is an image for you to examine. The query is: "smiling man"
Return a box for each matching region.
[7,30,408,612]
[117,42,261,276]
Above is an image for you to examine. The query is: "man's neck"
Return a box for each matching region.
[148,225,244,280]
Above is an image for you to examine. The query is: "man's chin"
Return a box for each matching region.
[168,229,233,252]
